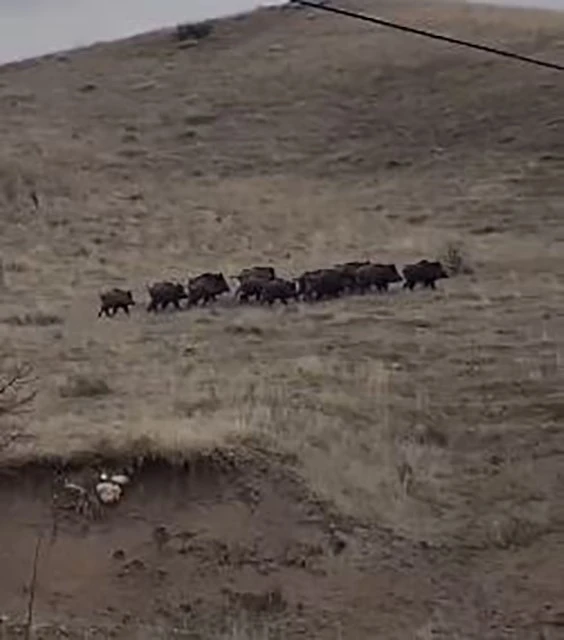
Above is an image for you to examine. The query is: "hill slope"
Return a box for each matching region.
[1,1,564,637]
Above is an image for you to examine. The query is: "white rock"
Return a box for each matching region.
[96,482,122,504]
[110,474,130,486]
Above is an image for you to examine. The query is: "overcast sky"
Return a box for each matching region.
[0,0,562,64]
[0,0,285,64]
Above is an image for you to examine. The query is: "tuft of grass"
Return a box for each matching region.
[489,513,549,549]
[216,618,274,640]
[58,374,112,399]
[2,312,63,327]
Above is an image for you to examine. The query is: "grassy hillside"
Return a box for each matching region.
[2,0,564,524]
[1,1,564,635]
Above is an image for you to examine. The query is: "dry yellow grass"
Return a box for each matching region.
[1,0,564,551]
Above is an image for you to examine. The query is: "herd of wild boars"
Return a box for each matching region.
[98,259,450,317]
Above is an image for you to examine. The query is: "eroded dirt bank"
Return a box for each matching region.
[0,450,433,639]
[2,450,564,639]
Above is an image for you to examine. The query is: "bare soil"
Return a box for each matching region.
[1,0,564,637]
[0,452,445,639]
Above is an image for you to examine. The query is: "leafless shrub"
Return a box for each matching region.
[24,533,43,640]
[439,240,474,276]
[0,362,37,418]
[0,361,37,452]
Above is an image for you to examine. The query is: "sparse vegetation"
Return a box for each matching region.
[0,360,36,418]
[58,374,112,399]
[489,513,548,550]
[0,0,564,636]
[0,359,36,452]
[1,312,63,327]
[439,240,474,276]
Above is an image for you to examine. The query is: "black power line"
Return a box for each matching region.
[289,0,564,72]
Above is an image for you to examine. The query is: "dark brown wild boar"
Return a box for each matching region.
[236,277,268,303]
[333,261,371,294]
[236,266,276,283]
[297,268,350,301]
[356,264,403,293]
[402,260,449,290]
[147,281,188,312]
[259,278,298,305]
[98,288,135,317]
[188,272,230,306]
[295,269,324,301]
